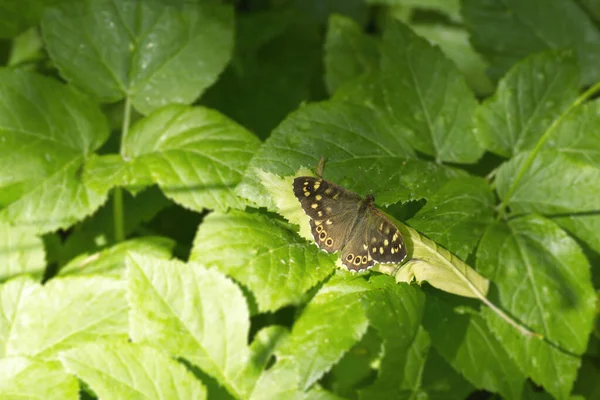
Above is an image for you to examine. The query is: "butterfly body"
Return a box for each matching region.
[293,176,407,271]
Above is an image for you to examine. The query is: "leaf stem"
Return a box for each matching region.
[113,187,125,242]
[495,81,600,221]
[441,255,543,339]
[113,96,132,242]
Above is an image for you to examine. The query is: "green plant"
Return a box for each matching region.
[0,0,599,399]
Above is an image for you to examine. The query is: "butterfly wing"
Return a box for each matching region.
[293,176,361,253]
[340,207,407,272]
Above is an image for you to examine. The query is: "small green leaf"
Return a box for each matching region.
[420,347,474,400]
[277,272,371,390]
[324,14,379,95]
[123,104,260,212]
[408,176,495,260]
[127,253,255,399]
[1,276,128,358]
[379,20,483,163]
[60,340,207,400]
[190,210,336,312]
[476,51,579,157]
[0,357,78,400]
[42,0,234,114]
[477,215,596,399]
[422,292,526,399]
[462,0,600,85]
[59,236,174,277]
[0,222,45,281]
[0,70,109,233]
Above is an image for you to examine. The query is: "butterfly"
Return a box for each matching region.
[293,176,407,272]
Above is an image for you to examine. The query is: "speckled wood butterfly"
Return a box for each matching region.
[293,176,407,272]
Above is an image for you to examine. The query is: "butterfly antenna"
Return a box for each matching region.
[316,156,326,177]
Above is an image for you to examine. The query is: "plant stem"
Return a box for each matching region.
[495,81,600,221]
[113,96,132,242]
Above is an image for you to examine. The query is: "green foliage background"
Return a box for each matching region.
[0,0,599,399]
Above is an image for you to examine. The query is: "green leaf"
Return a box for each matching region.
[368,0,461,22]
[411,24,494,96]
[379,20,483,163]
[408,176,495,260]
[190,210,336,312]
[324,14,379,95]
[277,272,371,390]
[0,277,36,358]
[60,340,207,400]
[59,236,174,277]
[123,104,260,212]
[0,222,45,281]
[420,347,474,400]
[359,277,425,398]
[422,292,526,399]
[477,215,596,399]
[543,99,600,168]
[496,150,600,215]
[392,224,489,299]
[0,357,78,400]
[41,0,234,114]
[236,100,471,209]
[476,51,579,157]
[462,0,600,85]
[1,276,128,358]
[0,70,109,233]
[127,253,270,399]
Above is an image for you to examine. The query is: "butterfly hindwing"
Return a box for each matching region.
[362,211,407,264]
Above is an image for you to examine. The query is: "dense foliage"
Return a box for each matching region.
[0,0,599,399]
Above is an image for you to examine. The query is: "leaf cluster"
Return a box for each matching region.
[0,0,599,399]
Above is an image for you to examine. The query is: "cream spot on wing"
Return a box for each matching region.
[379,223,383,231]
[363,244,368,250]
[385,227,390,234]
[325,188,332,195]
[392,232,399,242]
[326,207,332,213]
[372,247,377,253]
[314,181,321,190]
[311,203,318,209]
[304,191,310,196]
[371,237,377,243]
[315,195,322,200]
[326,219,333,225]
[318,211,323,217]
[384,239,389,246]
[379,247,384,254]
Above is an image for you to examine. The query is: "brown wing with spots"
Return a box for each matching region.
[293,176,361,253]
[363,209,407,264]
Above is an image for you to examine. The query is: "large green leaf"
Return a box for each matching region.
[408,176,495,260]
[379,20,483,163]
[0,70,109,233]
[496,150,600,215]
[477,216,596,399]
[422,292,526,399]
[0,222,45,281]
[462,0,600,85]
[0,275,128,358]
[277,273,371,390]
[358,277,425,398]
[60,340,207,400]
[0,0,63,38]
[123,104,260,211]
[237,100,418,208]
[476,51,579,157]
[0,357,78,400]
[190,210,336,312]
[126,253,297,399]
[324,14,379,95]
[42,0,234,114]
